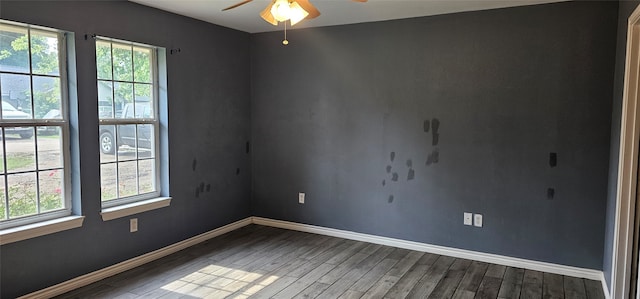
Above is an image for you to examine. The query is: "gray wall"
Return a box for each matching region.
[603,0,640,290]
[0,1,252,298]
[251,1,618,270]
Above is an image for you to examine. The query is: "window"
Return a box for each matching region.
[96,38,160,207]
[0,21,70,228]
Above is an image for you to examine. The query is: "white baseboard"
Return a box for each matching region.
[22,216,610,299]
[19,217,253,299]
[252,217,605,282]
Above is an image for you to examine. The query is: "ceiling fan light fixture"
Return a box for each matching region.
[271,0,292,22]
[288,1,309,26]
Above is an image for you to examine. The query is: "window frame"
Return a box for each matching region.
[0,20,72,229]
[96,37,161,209]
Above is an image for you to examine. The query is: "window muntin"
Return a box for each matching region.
[0,21,70,227]
[97,38,159,207]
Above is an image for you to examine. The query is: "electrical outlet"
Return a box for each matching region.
[463,212,473,226]
[130,218,138,232]
[474,214,483,227]
[299,192,305,204]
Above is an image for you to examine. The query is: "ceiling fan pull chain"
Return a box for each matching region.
[283,21,289,45]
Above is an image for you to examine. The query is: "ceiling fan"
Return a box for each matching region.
[222,0,368,27]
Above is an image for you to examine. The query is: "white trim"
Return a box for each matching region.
[20,216,610,298]
[0,216,84,245]
[101,196,171,221]
[612,4,640,299]
[252,217,604,281]
[18,217,253,299]
[601,271,612,299]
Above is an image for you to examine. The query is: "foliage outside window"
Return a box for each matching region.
[96,37,159,207]
[0,20,70,227]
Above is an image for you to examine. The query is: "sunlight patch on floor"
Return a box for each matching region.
[160,264,280,298]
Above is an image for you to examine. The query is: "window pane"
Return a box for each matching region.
[4,127,36,173]
[30,30,59,76]
[117,125,137,162]
[0,131,4,173]
[112,44,132,82]
[101,163,117,201]
[33,76,61,119]
[37,127,62,169]
[98,81,114,119]
[138,159,155,194]
[1,74,32,119]
[99,125,117,161]
[114,82,133,118]
[118,161,137,198]
[0,24,29,73]
[135,83,152,110]
[137,124,154,158]
[96,41,112,80]
[133,47,151,83]
[39,169,63,212]
[0,175,5,220]
[7,172,37,218]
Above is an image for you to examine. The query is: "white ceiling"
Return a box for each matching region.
[128,0,567,33]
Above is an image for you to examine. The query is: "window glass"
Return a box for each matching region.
[97,38,159,206]
[0,21,69,225]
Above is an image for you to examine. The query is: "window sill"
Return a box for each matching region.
[101,197,171,221]
[0,215,85,245]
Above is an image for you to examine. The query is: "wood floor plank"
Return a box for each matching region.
[383,253,439,298]
[317,246,395,298]
[542,272,564,299]
[485,264,507,279]
[350,258,399,292]
[428,258,472,299]
[452,260,489,298]
[273,263,336,298]
[406,255,456,297]
[584,279,605,299]
[498,267,525,299]
[299,236,344,260]
[387,251,426,277]
[521,270,543,299]
[237,234,313,273]
[339,289,364,299]
[387,248,412,260]
[326,241,369,265]
[362,275,401,298]
[317,252,370,285]
[293,282,331,299]
[475,276,503,299]
[564,276,586,299]
[249,275,300,299]
[54,225,607,299]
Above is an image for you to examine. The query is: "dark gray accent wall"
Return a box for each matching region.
[0,1,251,298]
[603,0,640,290]
[251,1,617,270]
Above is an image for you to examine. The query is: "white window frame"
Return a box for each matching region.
[96,37,161,209]
[0,20,72,230]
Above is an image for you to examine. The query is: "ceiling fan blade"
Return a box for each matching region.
[222,0,253,11]
[260,2,278,26]
[296,0,321,19]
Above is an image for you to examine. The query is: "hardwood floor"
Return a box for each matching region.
[56,225,605,299]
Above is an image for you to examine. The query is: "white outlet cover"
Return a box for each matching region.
[298,192,305,204]
[474,214,483,227]
[463,212,473,226]
[130,218,138,232]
